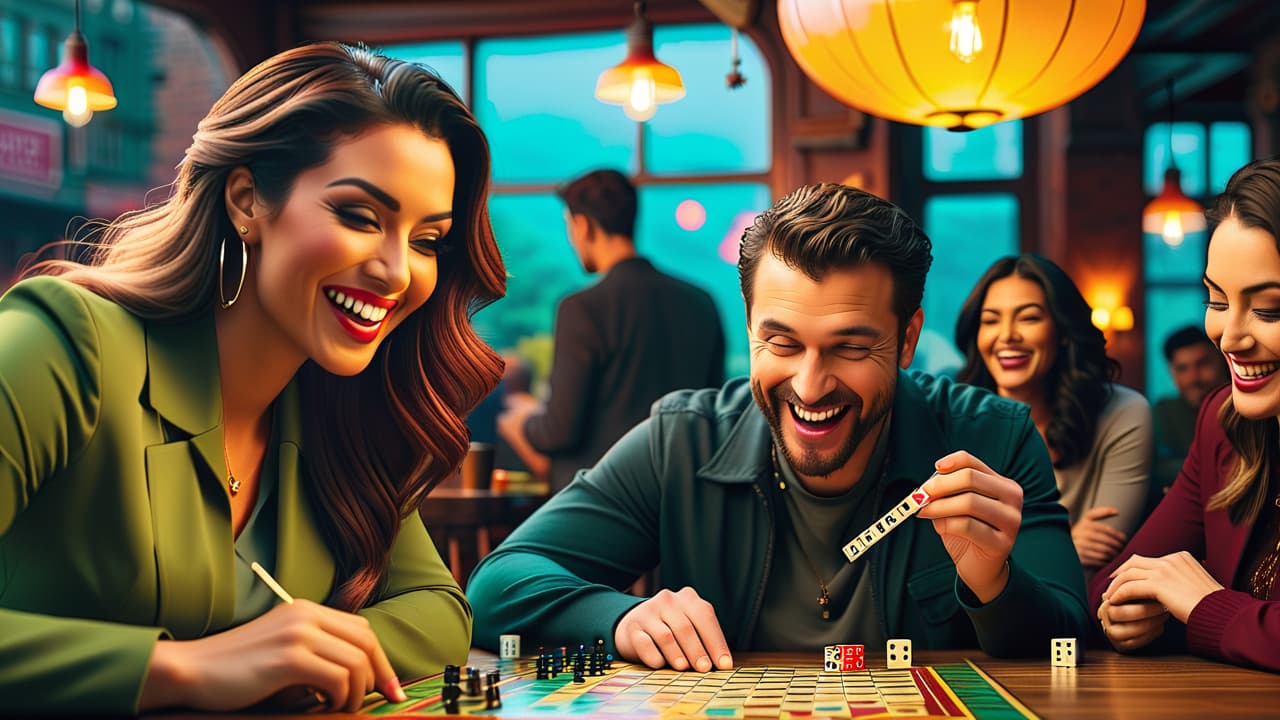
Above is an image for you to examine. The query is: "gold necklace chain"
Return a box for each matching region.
[223,443,241,497]
[1247,493,1280,599]
[770,445,831,620]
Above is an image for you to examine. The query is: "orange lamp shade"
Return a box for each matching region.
[1143,168,1206,247]
[33,32,117,114]
[596,12,685,122]
[778,0,1145,131]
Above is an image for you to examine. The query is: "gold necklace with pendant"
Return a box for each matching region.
[770,445,832,620]
[223,444,240,496]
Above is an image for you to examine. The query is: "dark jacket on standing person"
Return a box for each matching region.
[525,257,724,491]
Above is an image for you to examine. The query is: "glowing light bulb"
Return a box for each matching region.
[62,84,93,127]
[1162,211,1185,247]
[624,68,657,122]
[949,1,983,64]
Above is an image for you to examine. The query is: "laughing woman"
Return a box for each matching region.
[1092,159,1280,672]
[955,255,1152,575]
[0,43,504,713]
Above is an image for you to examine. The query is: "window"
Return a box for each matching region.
[0,15,19,88]
[383,40,466,103]
[24,21,51,89]
[1143,120,1251,402]
[386,25,770,380]
[899,121,1028,377]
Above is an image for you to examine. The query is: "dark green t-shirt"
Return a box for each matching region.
[752,424,890,650]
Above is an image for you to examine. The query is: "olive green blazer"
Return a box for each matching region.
[0,277,471,714]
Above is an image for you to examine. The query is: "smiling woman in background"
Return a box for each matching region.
[955,254,1152,575]
[1092,158,1280,672]
[0,42,504,713]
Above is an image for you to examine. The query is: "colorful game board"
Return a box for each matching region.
[361,656,1038,718]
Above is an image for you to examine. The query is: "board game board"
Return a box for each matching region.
[361,656,1038,718]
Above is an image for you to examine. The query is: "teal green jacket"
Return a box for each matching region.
[469,372,1089,656]
[0,277,471,714]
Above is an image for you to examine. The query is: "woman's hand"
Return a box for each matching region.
[1072,506,1129,568]
[1097,597,1170,652]
[139,599,408,712]
[1102,551,1224,623]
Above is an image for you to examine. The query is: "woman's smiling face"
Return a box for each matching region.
[1204,215,1280,419]
[977,274,1058,401]
[246,123,455,376]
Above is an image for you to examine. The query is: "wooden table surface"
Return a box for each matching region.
[151,648,1279,718]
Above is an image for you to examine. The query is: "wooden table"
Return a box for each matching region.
[151,649,1278,718]
[418,487,548,587]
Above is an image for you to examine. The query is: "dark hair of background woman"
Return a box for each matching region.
[954,254,1118,468]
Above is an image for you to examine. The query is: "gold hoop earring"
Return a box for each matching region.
[219,235,248,309]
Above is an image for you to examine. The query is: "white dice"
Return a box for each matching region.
[886,639,912,668]
[499,634,521,659]
[1051,638,1077,667]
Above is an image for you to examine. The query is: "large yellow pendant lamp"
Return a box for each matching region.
[777,0,1146,131]
[1143,81,1205,247]
[596,0,686,122]
[33,0,116,128]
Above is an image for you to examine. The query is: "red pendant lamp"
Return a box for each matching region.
[595,0,686,122]
[1142,81,1205,247]
[33,0,117,128]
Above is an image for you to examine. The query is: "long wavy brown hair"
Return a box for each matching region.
[1206,159,1280,525]
[955,255,1120,469]
[23,42,505,610]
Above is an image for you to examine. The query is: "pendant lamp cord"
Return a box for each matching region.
[1166,79,1178,173]
[74,0,81,33]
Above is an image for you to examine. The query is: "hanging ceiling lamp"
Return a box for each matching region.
[596,0,686,122]
[33,0,117,128]
[777,0,1145,131]
[1143,81,1205,247]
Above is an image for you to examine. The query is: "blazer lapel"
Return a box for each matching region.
[143,313,236,636]
[273,380,336,602]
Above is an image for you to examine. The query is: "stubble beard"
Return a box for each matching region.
[750,378,892,478]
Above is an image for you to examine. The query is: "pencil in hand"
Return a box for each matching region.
[250,561,295,604]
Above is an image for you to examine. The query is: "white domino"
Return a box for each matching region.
[1051,638,1077,667]
[842,482,934,562]
[886,639,912,669]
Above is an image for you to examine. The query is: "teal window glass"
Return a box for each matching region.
[1145,122,1206,197]
[1144,229,1207,284]
[921,194,1020,377]
[1145,286,1210,404]
[0,16,18,87]
[1209,121,1251,195]
[25,23,49,89]
[638,182,772,378]
[383,40,467,103]
[473,193,591,356]
[644,26,769,176]
[475,31,637,183]
[923,120,1023,182]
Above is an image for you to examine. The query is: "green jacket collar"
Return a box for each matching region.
[143,312,333,628]
[694,370,949,490]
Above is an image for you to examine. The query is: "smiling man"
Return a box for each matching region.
[468,184,1089,668]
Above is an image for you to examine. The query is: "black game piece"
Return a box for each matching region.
[466,666,482,697]
[573,651,586,683]
[573,664,585,683]
[485,670,502,709]
[443,664,460,684]
[536,652,549,680]
[441,680,461,714]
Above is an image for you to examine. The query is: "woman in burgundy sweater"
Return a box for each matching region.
[1090,159,1280,672]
